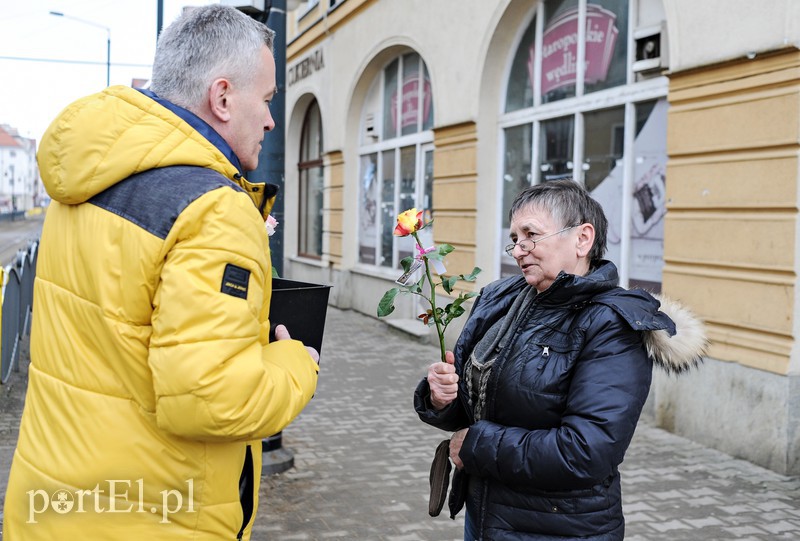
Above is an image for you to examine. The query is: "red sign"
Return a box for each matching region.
[391,75,432,133]
[530,4,619,95]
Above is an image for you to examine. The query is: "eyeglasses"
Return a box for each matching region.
[504,225,579,257]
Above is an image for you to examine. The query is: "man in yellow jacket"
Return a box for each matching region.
[3,5,319,540]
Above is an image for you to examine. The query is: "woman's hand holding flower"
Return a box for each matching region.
[427,350,459,410]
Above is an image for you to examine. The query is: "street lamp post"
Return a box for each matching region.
[49,11,111,87]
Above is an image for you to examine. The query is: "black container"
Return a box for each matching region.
[268,278,332,355]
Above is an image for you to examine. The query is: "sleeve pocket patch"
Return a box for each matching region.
[221,263,250,299]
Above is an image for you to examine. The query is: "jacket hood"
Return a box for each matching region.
[37,85,242,205]
[644,294,708,373]
[480,263,707,374]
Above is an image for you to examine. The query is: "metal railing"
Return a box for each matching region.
[1,241,38,383]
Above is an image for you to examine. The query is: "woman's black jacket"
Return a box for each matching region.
[414,261,685,541]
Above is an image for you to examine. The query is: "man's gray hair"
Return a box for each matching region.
[509,179,608,266]
[150,4,275,110]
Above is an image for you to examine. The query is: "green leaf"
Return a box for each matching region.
[426,243,454,262]
[377,288,400,317]
[443,292,478,326]
[400,256,415,274]
[460,267,481,282]
[449,304,466,319]
[437,244,455,257]
[441,275,458,295]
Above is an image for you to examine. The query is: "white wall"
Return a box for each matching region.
[664,0,800,72]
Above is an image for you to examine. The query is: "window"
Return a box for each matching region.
[583,106,625,192]
[298,100,323,258]
[501,124,533,276]
[540,116,574,181]
[358,52,434,269]
[500,0,667,290]
[541,0,579,103]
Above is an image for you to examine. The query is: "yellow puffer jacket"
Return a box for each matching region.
[3,86,319,540]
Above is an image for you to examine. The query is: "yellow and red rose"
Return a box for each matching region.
[394,208,424,237]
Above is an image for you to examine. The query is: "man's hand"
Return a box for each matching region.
[274,324,319,363]
[427,351,458,410]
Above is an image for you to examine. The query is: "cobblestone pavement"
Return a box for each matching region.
[255,308,800,541]
[1,305,800,540]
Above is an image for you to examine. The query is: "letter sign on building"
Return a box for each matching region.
[288,49,325,87]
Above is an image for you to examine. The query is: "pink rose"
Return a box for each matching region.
[265,215,279,236]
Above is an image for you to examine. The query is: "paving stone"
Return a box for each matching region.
[763,521,800,534]
[684,517,726,528]
[650,519,692,532]
[725,525,768,536]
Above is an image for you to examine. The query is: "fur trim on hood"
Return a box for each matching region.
[644,295,708,374]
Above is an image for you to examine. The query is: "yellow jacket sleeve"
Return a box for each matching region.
[148,186,318,441]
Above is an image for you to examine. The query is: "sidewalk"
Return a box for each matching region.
[255,307,800,541]
[1,306,799,540]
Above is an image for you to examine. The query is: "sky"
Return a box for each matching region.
[0,0,219,142]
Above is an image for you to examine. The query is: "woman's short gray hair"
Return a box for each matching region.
[150,4,275,110]
[509,179,608,266]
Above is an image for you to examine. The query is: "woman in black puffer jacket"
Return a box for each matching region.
[414,179,706,541]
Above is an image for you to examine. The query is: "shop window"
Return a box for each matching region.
[500,0,667,289]
[505,18,536,112]
[298,100,323,258]
[381,54,433,142]
[584,0,628,94]
[541,0,579,104]
[506,0,630,111]
[583,106,625,192]
[539,116,574,181]
[501,124,533,276]
[358,52,434,270]
[382,59,399,142]
[629,100,666,291]
[358,154,378,265]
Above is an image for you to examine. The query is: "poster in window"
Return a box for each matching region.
[537,3,619,101]
[358,156,378,264]
[591,98,668,289]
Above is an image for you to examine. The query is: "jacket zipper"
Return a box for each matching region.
[538,345,550,369]
[236,445,255,540]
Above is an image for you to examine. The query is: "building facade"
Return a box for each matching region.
[281,0,800,474]
[0,125,39,213]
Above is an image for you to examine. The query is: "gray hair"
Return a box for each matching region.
[509,179,608,266]
[150,4,275,110]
